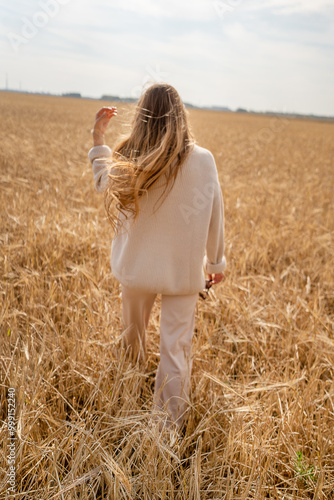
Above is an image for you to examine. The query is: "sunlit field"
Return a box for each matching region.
[1,91,333,499]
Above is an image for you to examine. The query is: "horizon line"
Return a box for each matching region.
[1,88,334,122]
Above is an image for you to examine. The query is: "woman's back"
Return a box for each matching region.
[92,143,226,294]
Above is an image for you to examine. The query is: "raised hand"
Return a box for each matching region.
[92,106,118,136]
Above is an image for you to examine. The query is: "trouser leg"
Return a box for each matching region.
[121,285,157,362]
[153,293,198,429]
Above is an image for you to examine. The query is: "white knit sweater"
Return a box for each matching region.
[88,143,226,295]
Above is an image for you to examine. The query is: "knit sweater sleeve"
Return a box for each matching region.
[203,165,227,275]
[88,145,113,193]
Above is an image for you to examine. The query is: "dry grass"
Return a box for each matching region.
[0,91,334,499]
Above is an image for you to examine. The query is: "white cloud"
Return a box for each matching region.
[94,0,218,21]
[240,0,333,14]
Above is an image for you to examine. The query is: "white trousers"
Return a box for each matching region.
[121,285,198,429]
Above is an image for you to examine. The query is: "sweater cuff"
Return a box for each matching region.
[88,145,112,164]
[204,255,227,274]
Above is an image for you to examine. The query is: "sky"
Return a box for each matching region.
[0,0,334,116]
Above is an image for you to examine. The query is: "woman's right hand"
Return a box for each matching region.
[208,273,224,285]
[93,106,118,135]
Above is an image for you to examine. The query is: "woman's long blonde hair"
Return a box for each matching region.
[104,83,195,231]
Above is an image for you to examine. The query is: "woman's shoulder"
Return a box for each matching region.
[186,143,217,169]
[189,143,215,162]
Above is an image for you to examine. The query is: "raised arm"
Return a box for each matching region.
[88,106,118,192]
[91,106,117,146]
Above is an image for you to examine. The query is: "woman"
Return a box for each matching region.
[88,83,226,431]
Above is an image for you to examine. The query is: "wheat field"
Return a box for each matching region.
[0,91,334,499]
